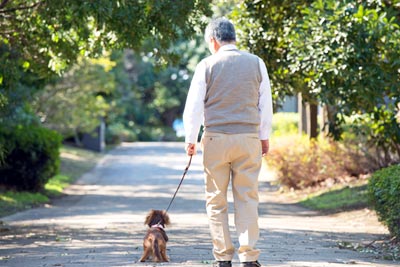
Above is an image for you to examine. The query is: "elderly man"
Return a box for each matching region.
[183,18,273,267]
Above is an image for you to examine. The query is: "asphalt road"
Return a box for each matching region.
[0,142,397,267]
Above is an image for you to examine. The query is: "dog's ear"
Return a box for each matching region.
[144,209,155,226]
[162,210,171,225]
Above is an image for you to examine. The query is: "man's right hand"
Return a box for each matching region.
[185,143,196,156]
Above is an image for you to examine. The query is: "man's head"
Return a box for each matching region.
[205,18,236,54]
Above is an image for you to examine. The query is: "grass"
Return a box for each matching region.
[0,191,49,216]
[45,145,103,196]
[299,182,369,213]
[0,145,103,217]
[44,174,74,197]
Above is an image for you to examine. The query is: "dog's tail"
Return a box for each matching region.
[152,239,162,262]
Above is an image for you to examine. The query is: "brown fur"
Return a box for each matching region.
[139,209,170,262]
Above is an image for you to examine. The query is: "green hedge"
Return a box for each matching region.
[368,164,400,239]
[0,125,62,191]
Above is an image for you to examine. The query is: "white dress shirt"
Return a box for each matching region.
[183,44,273,144]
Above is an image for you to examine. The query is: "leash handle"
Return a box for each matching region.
[165,155,193,212]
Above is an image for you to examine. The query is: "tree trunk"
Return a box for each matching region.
[298,93,318,139]
[298,93,307,136]
[74,130,82,147]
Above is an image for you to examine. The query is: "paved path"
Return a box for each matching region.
[0,142,397,267]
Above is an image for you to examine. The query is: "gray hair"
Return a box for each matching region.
[204,18,236,44]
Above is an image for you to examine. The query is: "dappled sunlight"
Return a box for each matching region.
[262,261,388,267]
[259,207,388,235]
[1,143,396,267]
[60,151,84,161]
[67,184,183,198]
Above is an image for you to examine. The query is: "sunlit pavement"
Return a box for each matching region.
[0,142,396,267]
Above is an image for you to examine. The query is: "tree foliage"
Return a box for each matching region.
[0,0,211,122]
[231,0,312,103]
[106,37,209,141]
[32,56,116,141]
[0,0,210,75]
[231,0,400,160]
[0,0,212,189]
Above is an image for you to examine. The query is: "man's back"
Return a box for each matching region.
[203,47,261,134]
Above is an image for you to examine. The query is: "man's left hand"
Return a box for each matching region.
[261,139,269,157]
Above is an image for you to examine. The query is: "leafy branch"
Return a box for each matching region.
[0,1,43,14]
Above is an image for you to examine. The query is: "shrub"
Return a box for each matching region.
[266,135,370,189]
[368,164,400,240]
[137,126,181,141]
[106,122,181,143]
[343,111,400,168]
[0,125,62,191]
[106,123,138,144]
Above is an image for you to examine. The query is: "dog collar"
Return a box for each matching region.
[151,224,164,229]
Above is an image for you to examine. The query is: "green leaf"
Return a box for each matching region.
[355,5,364,19]
[22,61,30,70]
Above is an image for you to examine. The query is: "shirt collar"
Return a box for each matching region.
[217,44,238,53]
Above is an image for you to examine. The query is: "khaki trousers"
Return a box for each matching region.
[201,131,261,262]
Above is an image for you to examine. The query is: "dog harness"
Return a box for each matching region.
[151,224,164,229]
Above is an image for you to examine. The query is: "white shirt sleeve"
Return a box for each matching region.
[183,60,206,144]
[258,58,273,140]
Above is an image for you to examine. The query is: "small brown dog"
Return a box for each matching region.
[139,209,171,262]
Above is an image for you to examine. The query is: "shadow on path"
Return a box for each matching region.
[0,142,397,267]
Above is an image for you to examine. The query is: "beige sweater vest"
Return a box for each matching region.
[203,48,261,134]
